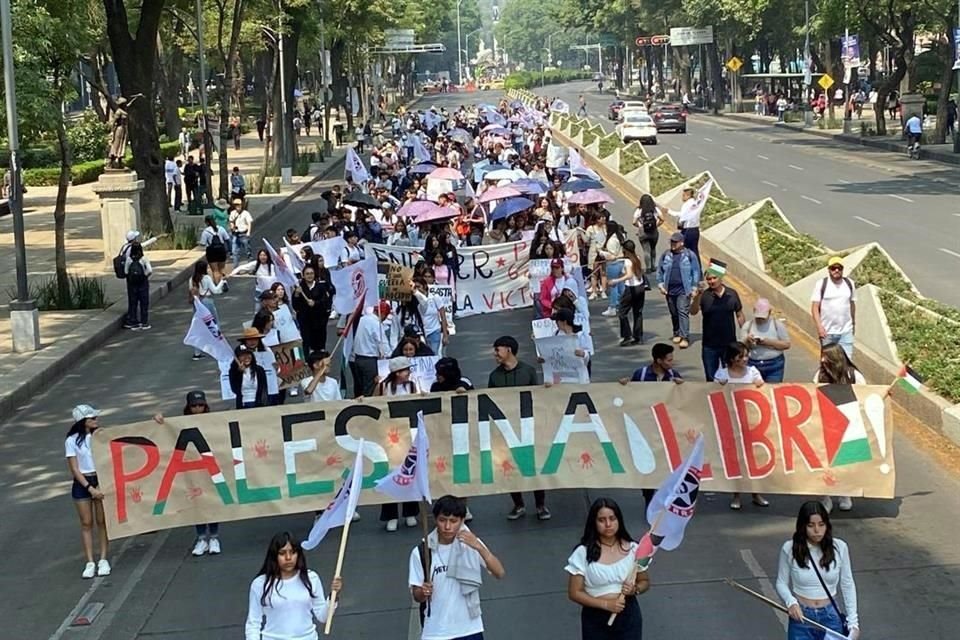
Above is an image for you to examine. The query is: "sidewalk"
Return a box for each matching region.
[719,110,960,166]
[0,129,349,417]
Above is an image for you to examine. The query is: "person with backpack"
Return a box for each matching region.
[123,242,153,330]
[632,194,665,273]
[200,214,231,278]
[810,256,856,359]
[113,230,139,280]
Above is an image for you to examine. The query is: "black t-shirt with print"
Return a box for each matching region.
[700,286,743,348]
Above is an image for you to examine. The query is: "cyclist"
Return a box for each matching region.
[905,113,923,155]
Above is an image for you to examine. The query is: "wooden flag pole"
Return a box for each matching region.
[323,513,356,635]
[419,500,433,613]
[607,508,667,626]
[724,579,839,635]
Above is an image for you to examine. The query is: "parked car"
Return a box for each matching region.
[617,112,658,144]
[608,100,625,120]
[649,103,688,133]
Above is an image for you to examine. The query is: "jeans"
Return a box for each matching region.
[232,233,250,267]
[701,345,725,381]
[618,284,645,341]
[126,280,150,325]
[787,604,844,640]
[666,293,691,339]
[195,523,219,537]
[425,330,442,356]
[822,332,854,359]
[606,261,624,309]
[750,354,786,383]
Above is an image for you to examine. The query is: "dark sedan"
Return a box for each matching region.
[650,104,688,133]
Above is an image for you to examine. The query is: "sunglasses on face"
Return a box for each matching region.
[829,265,843,271]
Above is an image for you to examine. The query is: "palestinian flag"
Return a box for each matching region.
[705,258,727,278]
[896,365,923,394]
[633,531,664,572]
[817,384,872,466]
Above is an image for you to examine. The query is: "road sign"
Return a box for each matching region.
[669,26,714,46]
[635,35,670,47]
[599,34,618,47]
[725,56,743,72]
[818,74,835,90]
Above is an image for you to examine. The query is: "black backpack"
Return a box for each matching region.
[112,243,130,279]
[126,257,147,284]
[639,208,658,234]
[208,229,225,249]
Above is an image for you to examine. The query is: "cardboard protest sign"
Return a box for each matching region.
[94,383,896,539]
[383,263,414,302]
[272,341,310,389]
[536,334,590,384]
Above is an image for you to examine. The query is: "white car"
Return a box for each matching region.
[617,112,658,144]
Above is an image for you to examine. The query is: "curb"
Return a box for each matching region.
[0,156,346,421]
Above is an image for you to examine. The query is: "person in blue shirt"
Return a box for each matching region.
[656,232,702,349]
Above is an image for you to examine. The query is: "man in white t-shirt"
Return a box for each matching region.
[301,351,342,402]
[164,156,178,208]
[810,256,856,358]
[228,198,253,267]
[409,495,505,640]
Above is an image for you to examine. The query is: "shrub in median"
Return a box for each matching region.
[620,147,646,174]
[597,134,622,159]
[754,204,829,284]
[569,122,583,139]
[581,130,598,147]
[648,158,686,196]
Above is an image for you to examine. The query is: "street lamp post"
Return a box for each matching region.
[803,0,813,127]
[465,28,481,81]
[547,30,563,66]
[277,3,291,185]
[456,0,464,86]
[1,0,39,352]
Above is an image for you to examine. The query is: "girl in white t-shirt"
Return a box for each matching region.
[301,351,343,402]
[65,404,110,579]
[375,356,420,531]
[566,497,649,639]
[231,249,277,313]
[713,341,770,511]
[244,532,342,640]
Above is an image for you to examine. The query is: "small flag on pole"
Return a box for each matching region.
[705,258,727,278]
[302,441,365,550]
[374,411,432,503]
[645,435,704,551]
[896,365,924,394]
[183,297,235,363]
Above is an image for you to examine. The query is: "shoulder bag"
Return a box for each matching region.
[809,552,851,636]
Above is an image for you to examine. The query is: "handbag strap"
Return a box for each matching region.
[808,551,845,619]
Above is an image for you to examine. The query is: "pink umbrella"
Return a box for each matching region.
[478,185,522,204]
[397,200,442,219]
[429,166,464,180]
[566,189,615,205]
[415,204,462,224]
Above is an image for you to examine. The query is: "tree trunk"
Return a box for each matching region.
[933,31,955,144]
[157,18,186,141]
[54,82,72,303]
[259,49,277,186]
[218,0,246,199]
[102,0,172,234]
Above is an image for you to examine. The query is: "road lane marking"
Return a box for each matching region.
[940,248,960,259]
[703,137,713,142]
[953,213,960,218]
[788,164,804,171]
[740,549,788,631]
[697,155,709,161]
[725,144,736,150]
[757,154,770,160]
[723,166,736,172]
[888,194,914,203]
[762,180,780,188]
[837,178,851,184]
[854,215,881,228]
[670,145,681,150]
[801,195,823,205]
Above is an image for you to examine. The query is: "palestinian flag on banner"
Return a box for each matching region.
[896,365,923,394]
[705,258,727,278]
[632,530,664,572]
[816,384,872,467]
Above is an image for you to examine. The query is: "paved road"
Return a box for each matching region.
[552,81,960,308]
[3,90,959,640]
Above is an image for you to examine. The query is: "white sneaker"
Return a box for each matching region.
[192,537,209,556]
[329,310,339,320]
[588,292,599,301]
[600,291,608,299]
[837,496,853,511]
[288,388,299,397]
[820,496,834,513]
[601,308,617,317]
[97,559,111,576]
[352,511,361,522]
[465,507,474,522]
[82,562,96,579]
[207,537,221,554]
[405,516,418,528]
[385,518,399,532]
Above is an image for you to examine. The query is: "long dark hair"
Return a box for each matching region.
[578,497,634,562]
[817,343,861,384]
[66,418,91,447]
[621,239,643,279]
[255,532,315,607]
[791,501,836,570]
[637,193,656,214]
[191,260,209,288]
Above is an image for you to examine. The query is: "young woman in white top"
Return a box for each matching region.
[374,356,421,531]
[714,341,770,511]
[188,259,228,360]
[232,249,277,312]
[269,283,303,345]
[65,404,111,579]
[607,240,647,346]
[776,501,860,640]
[339,230,365,266]
[585,215,608,300]
[813,343,865,513]
[599,221,626,317]
[244,531,342,640]
[566,497,649,639]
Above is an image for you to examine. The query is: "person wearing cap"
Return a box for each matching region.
[667,186,702,266]
[350,300,393,397]
[742,298,791,383]
[691,260,745,381]
[374,356,421,531]
[539,258,577,320]
[656,232,701,349]
[153,392,224,556]
[810,256,856,359]
[229,344,270,409]
[487,335,550,521]
[65,404,111,579]
[228,197,253,267]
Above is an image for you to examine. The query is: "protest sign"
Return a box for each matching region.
[272,341,310,389]
[94,383,895,539]
[377,355,440,392]
[366,242,532,317]
[536,334,590,384]
[384,263,414,302]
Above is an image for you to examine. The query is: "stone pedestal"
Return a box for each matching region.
[10,300,40,353]
[91,170,145,262]
[899,94,925,132]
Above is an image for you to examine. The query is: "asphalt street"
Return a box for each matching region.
[3,89,959,640]
[551,81,960,308]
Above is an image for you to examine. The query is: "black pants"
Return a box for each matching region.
[126,280,150,325]
[682,227,700,267]
[510,490,545,509]
[618,285,645,342]
[580,596,642,640]
[352,355,379,398]
[638,232,658,272]
[300,315,329,358]
[380,502,419,522]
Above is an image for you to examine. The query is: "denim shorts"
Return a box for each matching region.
[71,473,99,500]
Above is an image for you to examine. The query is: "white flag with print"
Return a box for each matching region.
[262,238,300,291]
[375,411,432,504]
[346,147,371,183]
[645,435,704,551]
[330,255,378,314]
[569,148,601,181]
[412,135,432,163]
[183,298,235,363]
[302,440,365,550]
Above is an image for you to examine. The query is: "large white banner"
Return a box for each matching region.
[365,241,532,317]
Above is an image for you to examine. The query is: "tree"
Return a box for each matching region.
[102,0,172,234]
[213,0,246,198]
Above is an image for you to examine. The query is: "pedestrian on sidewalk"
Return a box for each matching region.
[123,242,153,330]
[256,114,266,142]
[164,155,178,209]
[742,298,791,382]
[691,260,744,381]
[178,127,190,158]
[565,497,649,639]
[667,187,702,266]
[153,391,223,557]
[245,532,342,640]
[228,198,253,268]
[173,159,184,212]
[810,256,856,359]
[409,495,505,639]
[231,117,241,150]
[65,404,111,579]
[487,335,550,521]
[777,95,788,121]
[184,155,201,214]
[631,194,664,272]
[230,166,246,201]
[200,214,231,278]
[656,232,700,349]
[607,240,647,346]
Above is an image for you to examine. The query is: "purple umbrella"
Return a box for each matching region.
[398,200,443,219]
[477,185,522,204]
[566,189,614,205]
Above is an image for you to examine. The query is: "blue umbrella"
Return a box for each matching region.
[490,197,535,222]
[473,162,507,181]
[564,178,604,193]
[510,178,550,195]
[410,163,436,174]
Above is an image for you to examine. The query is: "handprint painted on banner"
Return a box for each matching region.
[186,487,203,500]
[684,429,699,445]
[500,459,516,477]
[130,486,143,503]
[387,427,401,446]
[435,456,448,474]
[254,439,269,458]
[822,470,838,487]
[325,453,342,467]
[580,452,594,469]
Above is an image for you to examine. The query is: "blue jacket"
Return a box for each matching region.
[656,248,701,295]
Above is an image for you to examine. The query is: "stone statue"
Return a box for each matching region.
[107,95,142,170]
